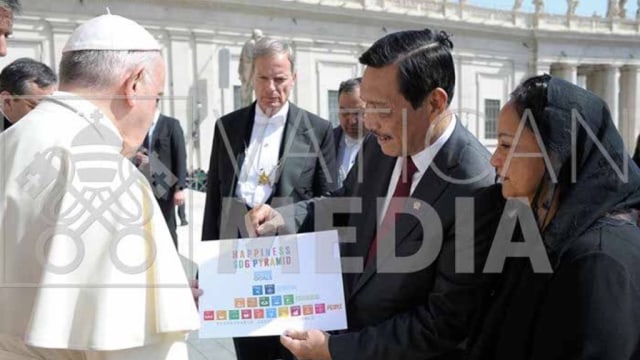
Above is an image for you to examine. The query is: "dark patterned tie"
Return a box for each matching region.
[144,131,151,151]
[366,156,418,266]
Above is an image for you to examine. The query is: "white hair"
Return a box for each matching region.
[253,37,295,73]
[59,50,160,91]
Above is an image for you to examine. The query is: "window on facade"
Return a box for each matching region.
[328,90,339,127]
[233,85,242,110]
[484,99,500,139]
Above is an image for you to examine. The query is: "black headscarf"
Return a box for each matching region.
[537,77,640,265]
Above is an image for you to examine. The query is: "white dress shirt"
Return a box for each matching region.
[380,116,457,219]
[235,102,289,207]
[337,133,363,186]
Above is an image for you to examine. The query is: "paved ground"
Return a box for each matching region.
[176,190,237,360]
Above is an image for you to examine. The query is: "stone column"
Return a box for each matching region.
[578,65,593,90]
[585,65,603,95]
[602,65,620,128]
[619,65,640,151]
[458,0,466,18]
[551,63,578,84]
[577,74,587,89]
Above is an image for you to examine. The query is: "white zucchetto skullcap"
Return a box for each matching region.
[63,14,160,53]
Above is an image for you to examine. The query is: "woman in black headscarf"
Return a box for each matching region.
[469,75,640,359]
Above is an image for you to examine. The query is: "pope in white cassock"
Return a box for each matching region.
[0,14,199,359]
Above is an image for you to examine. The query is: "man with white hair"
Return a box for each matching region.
[0,14,199,359]
[0,0,20,56]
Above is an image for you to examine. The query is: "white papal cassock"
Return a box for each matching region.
[0,92,199,359]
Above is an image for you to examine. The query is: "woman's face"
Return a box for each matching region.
[490,101,546,202]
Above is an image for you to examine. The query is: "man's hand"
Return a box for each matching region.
[245,204,285,237]
[190,279,203,309]
[135,151,149,166]
[280,329,331,360]
[173,189,185,206]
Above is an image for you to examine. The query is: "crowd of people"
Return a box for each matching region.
[0,0,639,359]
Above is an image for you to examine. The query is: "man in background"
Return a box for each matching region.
[0,57,57,131]
[202,36,336,360]
[135,109,187,247]
[333,77,366,186]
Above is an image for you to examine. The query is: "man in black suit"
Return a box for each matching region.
[333,77,366,187]
[135,111,187,247]
[249,28,498,360]
[201,36,336,360]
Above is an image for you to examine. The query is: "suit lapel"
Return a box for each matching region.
[272,103,309,198]
[241,104,257,146]
[350,141,395,260]
[345,140,395,299]
[150,115,166,151]
[348,122,464,301]
[333,127,343,155]
[221,104,256,198]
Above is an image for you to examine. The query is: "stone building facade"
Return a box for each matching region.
[6,0,640,168]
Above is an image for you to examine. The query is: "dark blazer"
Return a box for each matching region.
[202,102,337,360]
[333,126,343,155]
[202,102,337,242]
[290,120,499,359]
[333,126,344,181]
[1,116,12,133]
[147,114,187,201]
[141,114,187,245]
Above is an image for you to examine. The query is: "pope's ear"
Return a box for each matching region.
[124,65,146,107]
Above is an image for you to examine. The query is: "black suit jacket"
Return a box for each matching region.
[333,126,343,155]
[202,102,337,241]
[289,121,499,359]
[146,114,187,202]
[1,116,12,133]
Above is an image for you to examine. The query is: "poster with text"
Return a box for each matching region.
[198,230,347,338]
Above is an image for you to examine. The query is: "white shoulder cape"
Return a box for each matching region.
[0,93,199,350]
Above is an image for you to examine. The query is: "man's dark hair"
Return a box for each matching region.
[0,57,57,95]
[0,0,21,13]
[359,28,455,109]
[338,77,362,96]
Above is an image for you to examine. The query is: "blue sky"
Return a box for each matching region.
[462,0,636,17]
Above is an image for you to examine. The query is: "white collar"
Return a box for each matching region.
[344,133,362,147]
[410,116,456,174]
[255,101,289,125]
[151,109,160,126]
[46,91,124,147]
